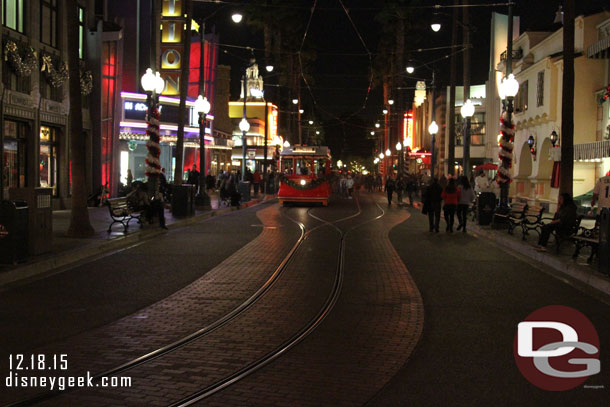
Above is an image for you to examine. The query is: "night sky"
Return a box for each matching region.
[194,0,609,158]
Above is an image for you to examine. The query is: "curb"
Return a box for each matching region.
[0,197,272,288]
[468,223,610,298]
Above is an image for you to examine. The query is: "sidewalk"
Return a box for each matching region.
[468,219,610,298]
[0,192,273,288]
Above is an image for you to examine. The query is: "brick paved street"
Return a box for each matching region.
[2,192,609,407]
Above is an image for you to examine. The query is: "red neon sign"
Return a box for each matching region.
[403,112,414,150]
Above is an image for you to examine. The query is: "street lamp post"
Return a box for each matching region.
[396,142,403,178]
[461,99,475,179]
[194,95,211,206]
[141,68,165,196]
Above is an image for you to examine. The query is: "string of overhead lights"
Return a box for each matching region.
[195,0,514,11]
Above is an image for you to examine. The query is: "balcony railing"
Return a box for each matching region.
[500,49,523,62]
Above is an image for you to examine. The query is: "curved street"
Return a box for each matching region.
[1,192,609,406]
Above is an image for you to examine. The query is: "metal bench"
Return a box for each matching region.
[571,216,599,263]
[493,202,527,234]
[107,197,143,233]
[520,205,546,240]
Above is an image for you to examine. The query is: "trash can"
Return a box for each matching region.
[9,187,53,255]
[599,208,610,276]
[171,184,196,217]
[477,192,496,226]
[0,200,29,264]
[238,181,251,203]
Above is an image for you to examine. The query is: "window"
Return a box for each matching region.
[39,69,63,102]
[536,71,544,107]
[3,120,28,197]
[2,61,31,94]
[39,126,58,195]
[40,0,58,48]
[78,6,85,59]
[454,112,486,146]
[515,80,528,113]
[281,158,294,175]
[2,0,24,33]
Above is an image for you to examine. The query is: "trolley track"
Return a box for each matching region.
[170,196,385,406]
[6,200,361,407]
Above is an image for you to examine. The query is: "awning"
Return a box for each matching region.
[587,36,610,59]
[574,140,610,161]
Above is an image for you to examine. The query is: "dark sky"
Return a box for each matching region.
[193,0,608,156]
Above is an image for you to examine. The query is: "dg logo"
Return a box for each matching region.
[513,305,600,391]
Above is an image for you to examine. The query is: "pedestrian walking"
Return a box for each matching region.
[536,193,577,251]
[385,176,396,205]
[406,175,416,206]
[396,176,405,204]
[346,175,355,199]
[340,174,348,198]
[252,169,261,196]
[591,171,610,210]
[441,178,460,233]
[422,178,443,232]
[456,176,475,233]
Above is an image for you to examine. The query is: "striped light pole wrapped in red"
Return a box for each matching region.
[145,107,162,178]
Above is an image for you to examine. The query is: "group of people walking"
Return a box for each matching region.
[422,176,475,233]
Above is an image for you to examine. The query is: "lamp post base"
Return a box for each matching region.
[195,191,211,208]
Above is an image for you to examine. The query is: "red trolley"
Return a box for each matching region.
[278,145,331,206]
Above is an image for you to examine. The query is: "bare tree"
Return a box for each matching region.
[66,0,94,237]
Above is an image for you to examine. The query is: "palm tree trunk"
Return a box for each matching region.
[66,0,94,237]
[560,0,574,196]
[173,0,192,185]
[447,0,459,176]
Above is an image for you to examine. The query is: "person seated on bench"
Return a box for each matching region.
[535,193,577,251]
[126,182,150,212]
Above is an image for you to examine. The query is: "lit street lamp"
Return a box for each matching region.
[141,68,165,194]
[231,13,243,23]
[460,99,475,178]
[194,95,211,206]
[292,98,299,105]
[429,120,439,178]
[396,142,404,178]
[379,152,384,159]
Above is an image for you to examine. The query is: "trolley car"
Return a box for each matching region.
[278,145,331,206]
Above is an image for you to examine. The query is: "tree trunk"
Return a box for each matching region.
[462,0,471,179]
[447,0,459,176]
[173,0,192,185]
[560,0,574,196]
[66,0,94,237]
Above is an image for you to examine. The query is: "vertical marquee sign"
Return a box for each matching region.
[160,0,185,95]
[403,112,414,150]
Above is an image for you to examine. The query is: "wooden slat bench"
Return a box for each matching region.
[493,202,527,234]
[107,197,143,233]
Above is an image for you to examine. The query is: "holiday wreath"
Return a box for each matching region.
[278,174,328,190]
[4,41,37,77]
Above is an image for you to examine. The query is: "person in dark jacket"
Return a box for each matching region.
[424,178,443,232]
[536,193,578,250]
[385,176,396,205]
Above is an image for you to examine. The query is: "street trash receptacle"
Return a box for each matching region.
[0,200,28,264]
[477,192,496,226]
[599,208,610,276]
[9,187,52,255]
[172,184,196,217]
[238,181,251,203]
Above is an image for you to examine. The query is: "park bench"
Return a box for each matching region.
[493,201,527,234]
[571,216,599,263]
[107,197,143,233]
[519,205,546,240]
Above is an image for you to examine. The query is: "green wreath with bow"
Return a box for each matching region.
[4,41,37,77]
[279,174,329,190]
[41,54,69,88]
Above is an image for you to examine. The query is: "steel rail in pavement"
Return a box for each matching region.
[170,195,385,406]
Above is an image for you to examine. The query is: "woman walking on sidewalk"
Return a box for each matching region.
[456,176,475,233]
[441,178,460,233]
